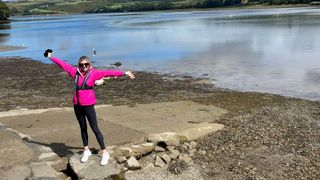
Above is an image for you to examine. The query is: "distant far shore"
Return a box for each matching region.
[0,45,26,52]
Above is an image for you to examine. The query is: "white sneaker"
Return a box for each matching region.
[100,152,110,166]
[80,150,92,163]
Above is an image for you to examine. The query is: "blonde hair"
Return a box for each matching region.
[78,56,91,65]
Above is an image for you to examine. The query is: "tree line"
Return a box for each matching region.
[0,0,10,20]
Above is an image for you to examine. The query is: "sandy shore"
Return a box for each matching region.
[0,56,319,179]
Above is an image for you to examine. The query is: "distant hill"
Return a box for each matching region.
[5,0,315,15]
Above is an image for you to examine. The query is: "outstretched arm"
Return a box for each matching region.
[93,69,135,80]
[44,49,77,78]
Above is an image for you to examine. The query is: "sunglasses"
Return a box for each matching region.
[79,63,90,67]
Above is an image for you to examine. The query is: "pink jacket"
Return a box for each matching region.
[50,57,124,106]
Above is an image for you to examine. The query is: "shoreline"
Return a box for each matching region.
[0,56,311,112]
[0,56,319,179]
[5,4,313,18]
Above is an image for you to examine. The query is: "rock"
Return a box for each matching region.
[189,141,197,149]
[170,149,180,159]
[167,146,175,151]
[1,164,31,180]
[155,146,166,152]
[5,127,32,141]
[38,152,58,161]
[0,129,35,168]
[189,149,196,157]
[126,156,141,170]
[147,132,183,146]
[136,152,156,169]
[131,142,155,158]
[30,162,60,179]
[155,156,166,167]
[118,147,132,158]
[46,158,68,172]
[161,154,171,164]
[116,156,127,163]
[179,154,192,163]
[199,150,206,155]
[69,154,122,179]
[36,145,53,153]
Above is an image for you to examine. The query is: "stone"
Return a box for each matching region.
[113,147,132,158]
[126,156,141,170]
[189,149,196,157]
[131,142,155,158]
[161,154,171,164]
[170,149,180,159]
[38,152,58,161]
[37,145,53,153]
[69,154,122,179]
[155,146,166,152]
[189,141,197,149]
[179,154,192,163]
[199,150,206,155]
[155,156,166,167]
[46,158,68,172]
[30,162,60,179]
[167,146,175,151]
[147,132,182,146]
[0,129,35,168]
[1,164,31,180]
[116,156,127,163]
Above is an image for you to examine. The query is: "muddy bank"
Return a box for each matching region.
[0,56,319,179]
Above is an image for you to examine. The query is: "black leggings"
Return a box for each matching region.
[74,105,105,150]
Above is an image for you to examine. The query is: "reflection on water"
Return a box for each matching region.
[1,7,320,100]
[0,22,11,43]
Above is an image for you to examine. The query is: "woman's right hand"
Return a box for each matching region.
[44,49,53,58]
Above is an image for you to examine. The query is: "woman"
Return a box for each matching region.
[43,49,135,165]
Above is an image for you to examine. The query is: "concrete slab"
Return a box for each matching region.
[0,101,226,154]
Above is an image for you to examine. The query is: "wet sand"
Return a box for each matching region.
[0,56,319,179]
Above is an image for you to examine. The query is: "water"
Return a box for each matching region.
[1,7,320,100]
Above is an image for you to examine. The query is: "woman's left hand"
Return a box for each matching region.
[125,71,135,79]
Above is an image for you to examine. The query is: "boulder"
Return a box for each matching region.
[69,154,122,180]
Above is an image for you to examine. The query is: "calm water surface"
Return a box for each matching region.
[1,7,320,100]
